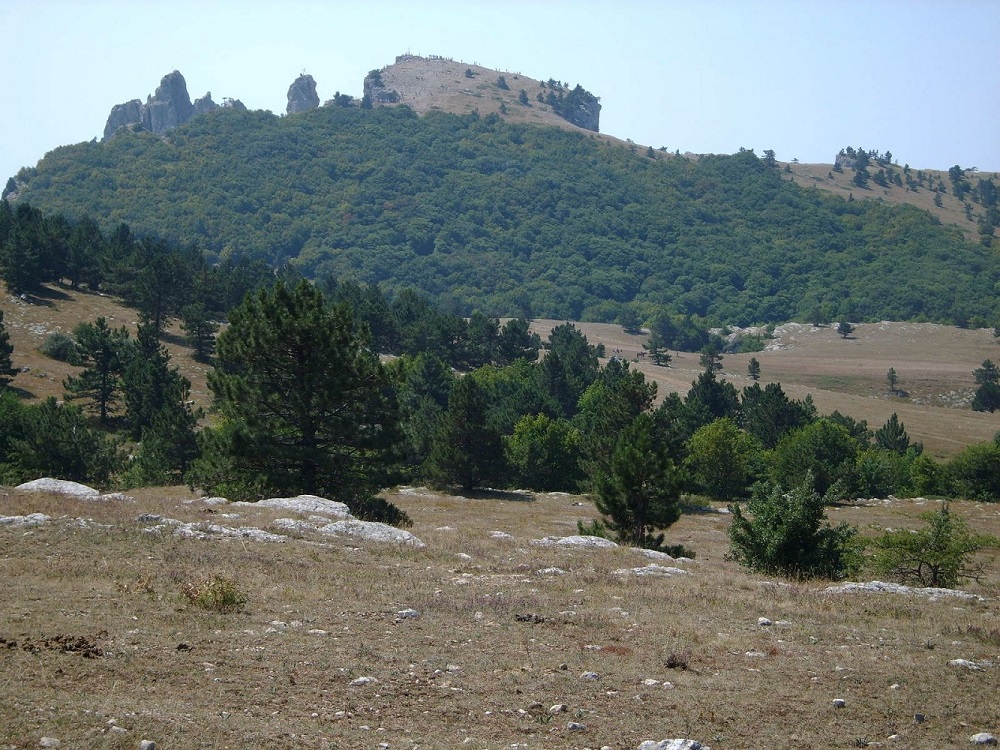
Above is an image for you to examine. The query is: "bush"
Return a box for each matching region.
[946,441,1000,501]
[180,575,247,612]
[869,502,998,587]
[727,476,862,580]
[39,331,79,363]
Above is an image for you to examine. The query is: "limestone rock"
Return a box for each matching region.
[638,741,708,750]
[286,74,319,114]
[142,70,194,134]
[532,534,618,548]
[103,99,143,139]
[0,513,51,526]
[17,478,99,496]
[193,92,219,116]
[317,519,426,547]
[236,494,352,518]
[970,733,998,746]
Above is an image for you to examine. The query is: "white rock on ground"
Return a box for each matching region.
[0,513,51,526]
[317,520,426,547]
[17,478,99,496]
[970,733,997,745]
[825,580,986,602]
[639,549,676,561]
[614,564,689,577]
[143,518,286,543]
[532,535,619,548]
[949,659,994,671]
[638,740,709,750]
[234,494,352,518]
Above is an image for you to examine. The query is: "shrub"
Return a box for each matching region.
[727,475,862,580]
[869,502,999,587]
[180,575,247,612]
[39,331,79,363]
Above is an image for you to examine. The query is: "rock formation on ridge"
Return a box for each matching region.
[286,74,320,114]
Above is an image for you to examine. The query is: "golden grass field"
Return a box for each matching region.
[2,285,1000,749]
[0,484,997,749]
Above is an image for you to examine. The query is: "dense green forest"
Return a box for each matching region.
[11,105,1000,326]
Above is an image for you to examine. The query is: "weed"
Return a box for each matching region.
[179,575,247,612]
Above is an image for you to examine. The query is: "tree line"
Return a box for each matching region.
[3,268,1000,536]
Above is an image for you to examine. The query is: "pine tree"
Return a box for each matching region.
[191,281,404,521]
[425,375,504,492]
[747,357,761,381]
[180,303,218,362]
[0,311,16,387]
[63,317,130,424]
[874,413,910,454]
[592,413,684,549]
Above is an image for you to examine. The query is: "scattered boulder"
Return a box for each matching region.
[971,733,998,746]
[236,494,352,518]
[316,519,426,547]
[143,517,286,543]
[17,478,99,496]
[286,74,320,114]
[0,513,51,526]
[350,676,377,686]
[614,564,689,577]
[638,740,708,750]
[825,580,986,602]
[832,698,847,708]
[532,535,618,548]
[949,659,994,671]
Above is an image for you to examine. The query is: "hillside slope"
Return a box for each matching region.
[8,80,999,326]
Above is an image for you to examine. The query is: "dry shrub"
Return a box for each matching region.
[179,574,247,612]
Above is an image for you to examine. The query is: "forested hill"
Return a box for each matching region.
[9,104,999,326]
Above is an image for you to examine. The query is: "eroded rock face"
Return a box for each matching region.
[103,99,143,140]
[103,71,224,140]
[193,92,220,116]
[141,70,194,134]
[286,74,319,114]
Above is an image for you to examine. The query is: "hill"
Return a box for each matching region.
[785,159,999,244]
[8,102,1000,327]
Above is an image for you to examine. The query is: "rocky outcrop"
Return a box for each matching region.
[103,71,235,140]
[192,92,219,116]
[141,70,194,134]
[103,99,143,140]
[286,74,319,114]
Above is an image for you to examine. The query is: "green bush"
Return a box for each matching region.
[727,476,862,580]
[946,441,1000,501]
[869,502,999,587]
[38,331,79,363]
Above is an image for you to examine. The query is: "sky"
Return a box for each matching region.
[2,0,999,185]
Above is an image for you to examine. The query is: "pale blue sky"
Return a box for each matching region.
[2,0,998,185]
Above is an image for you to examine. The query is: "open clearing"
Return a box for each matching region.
[1,485,998,749]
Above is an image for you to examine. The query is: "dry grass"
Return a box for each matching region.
[783,162,999,244]
[1,486,998,749]
[532,319,1000,460]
